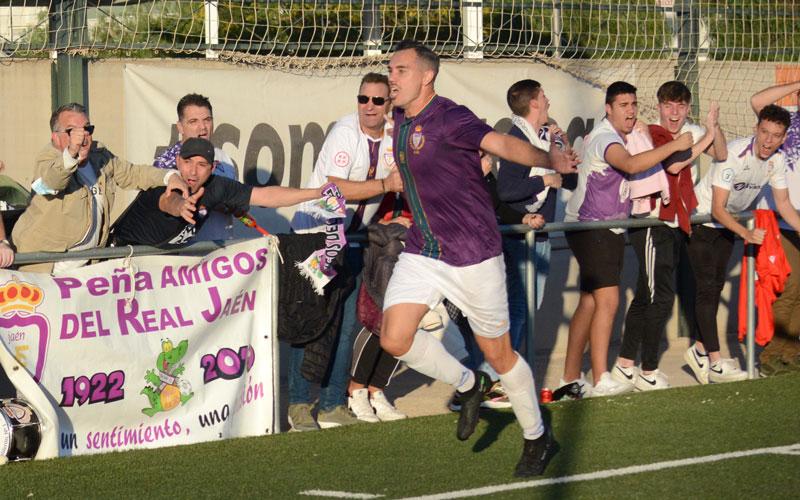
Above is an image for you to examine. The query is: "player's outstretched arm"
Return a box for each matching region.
[250,185,323,208]
[606,132,693,175]
[751,81,800,115]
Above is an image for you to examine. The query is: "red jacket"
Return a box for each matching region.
[738,210,792,346]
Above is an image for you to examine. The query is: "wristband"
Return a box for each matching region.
[0,239,9,247]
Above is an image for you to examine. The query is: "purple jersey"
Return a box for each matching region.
[782,109,800,173]
[392,96,498,266]
[565,118,630,226]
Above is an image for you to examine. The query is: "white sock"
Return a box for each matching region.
[499,353,544,441]
[397,331,473,391]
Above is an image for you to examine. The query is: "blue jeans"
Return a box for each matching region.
[287,246,362,412]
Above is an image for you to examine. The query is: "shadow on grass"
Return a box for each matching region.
[546,400,589,496]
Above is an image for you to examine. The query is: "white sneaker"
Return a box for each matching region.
[370,391,407,421]
[708,359,748,383]
[635,369,670,391]
[611,362,637,389]
[348,388,379,423]
[555,373,593,399]
[589,372,634,397]
[684,345,710,385]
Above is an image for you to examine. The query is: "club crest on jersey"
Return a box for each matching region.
[410,125,425,154]
[384,146,395,166]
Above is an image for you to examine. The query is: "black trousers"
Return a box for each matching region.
[686,224,736,353]
[350,327,400,389]
[620,225,685,371]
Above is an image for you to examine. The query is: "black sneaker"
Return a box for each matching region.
[456,370,491,441]
[514,426,556,478]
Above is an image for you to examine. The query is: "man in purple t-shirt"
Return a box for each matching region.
[378,40,577,478]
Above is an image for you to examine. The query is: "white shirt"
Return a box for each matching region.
[695,136,787,227]
[291,112,394,233]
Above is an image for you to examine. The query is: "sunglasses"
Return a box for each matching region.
[357,95,388,106]
[65,124,95,135]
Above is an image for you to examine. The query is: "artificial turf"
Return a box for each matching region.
[2,372,798,499]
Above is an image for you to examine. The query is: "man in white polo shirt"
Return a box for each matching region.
[685,104,800,384]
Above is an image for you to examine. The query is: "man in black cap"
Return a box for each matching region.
[110,138,326,247]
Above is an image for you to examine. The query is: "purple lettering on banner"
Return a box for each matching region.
[255,248,269,271]
[178,265,202,286]
[141,309,157,332]
[60,314,78,339]
[111,269,133,295]
[211,256,233,279]
[86,276,110,296]
[134,272,153,292]
[117,298,143,335]
[160,309,178,330]
[53,277,82,299]
[201,286,222,323]
[80,311,96,338]
[241,290,256,312]
[161,266,178,288]
[233,252,255,275]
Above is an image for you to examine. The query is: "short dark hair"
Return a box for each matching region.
[50,103,87,132]
[657,81,692,104]
[360,72,389,91]
[177,93,213,121]
[758,104,791,131]
[393,39,440,78]
[506,79,542,116]
[606,81,637,105]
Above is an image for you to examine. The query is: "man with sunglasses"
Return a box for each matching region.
[287,72,404,431]
[12,102,189,273]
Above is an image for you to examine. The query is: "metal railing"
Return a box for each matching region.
[12,211,760,384]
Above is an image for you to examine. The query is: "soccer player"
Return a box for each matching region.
[560,81,692,397]
[379,40,577,477]
[109,138,326,246]
[612,81,726,391]
[749,81,800,369]
[684,104,800,383]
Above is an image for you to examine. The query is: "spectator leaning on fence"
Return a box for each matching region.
[287,72,404,431]
[612,81,726,392]
[559,81,692,398]
[12,103,188,273]
[154,93,239,242]
[684,104,800,384]
[108,138,325,247]
[749,81,800,371]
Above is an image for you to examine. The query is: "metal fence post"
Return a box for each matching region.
[745,218,756,379]
[525,229,536,367]
[270,239,281,433]
[204,0,220,59]
[49,0,88,109]
[462,0,483,59]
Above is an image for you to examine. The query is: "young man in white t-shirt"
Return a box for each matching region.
[613,81,727,391]
[750,81,800,366]
[559,81,692,397]
[685,105,800,384]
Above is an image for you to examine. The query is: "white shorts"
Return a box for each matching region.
[383,252,510,338]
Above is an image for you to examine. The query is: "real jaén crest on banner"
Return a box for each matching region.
[0,277,50,382]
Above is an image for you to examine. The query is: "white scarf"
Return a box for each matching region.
[510,114,551,213]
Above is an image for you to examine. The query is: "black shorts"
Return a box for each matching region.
[566,228,625,292]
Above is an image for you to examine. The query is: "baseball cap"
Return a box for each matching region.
[180,137,215,164]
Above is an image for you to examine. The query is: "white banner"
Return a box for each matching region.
[123,61,605,231]
[0,239,276,457]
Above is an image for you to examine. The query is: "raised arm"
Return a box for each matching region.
[751,81,800,114]
[605,132,693,174]
[250,185,322,208]
[665,105,721,174]
[328,168,403,201]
